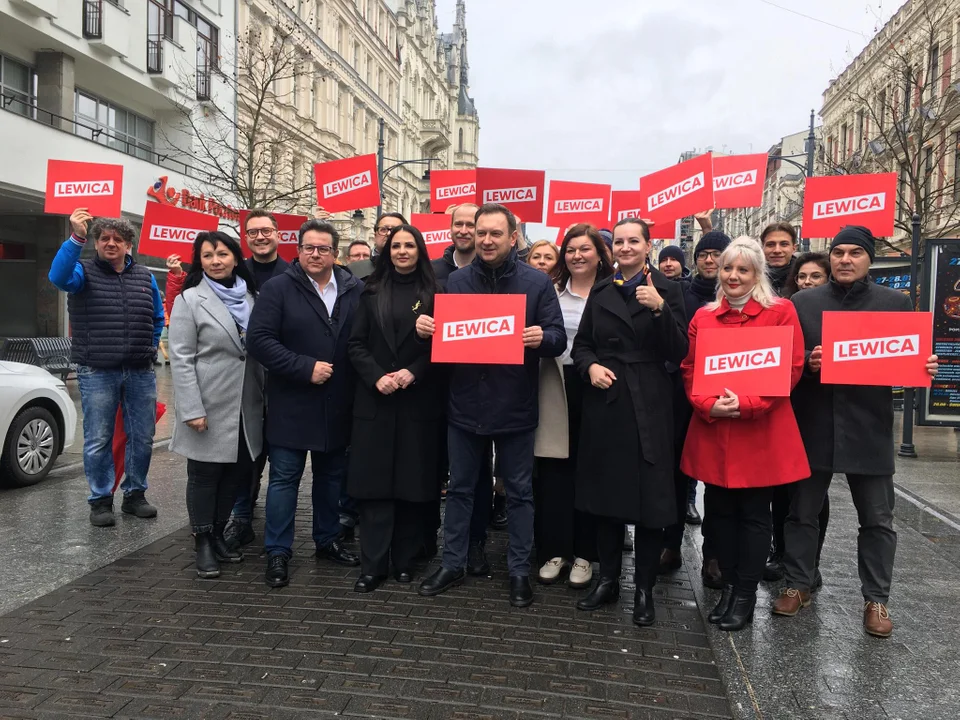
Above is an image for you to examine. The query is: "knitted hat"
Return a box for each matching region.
[598,228,613,250]
[830,225,876,262]
[694,231,731,258]
[658,245,686,270]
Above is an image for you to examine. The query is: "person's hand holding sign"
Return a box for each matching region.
[635,274,664,313]
[710,389,741,418]
[588,363,616,390]
[416,315,435,339]
[808,345,823,373]
[70,208,92,239]
[522,326,544,349]
[312,361,333,384]
[926,354,939,377]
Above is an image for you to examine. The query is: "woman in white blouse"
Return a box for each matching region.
[533,224,615,588]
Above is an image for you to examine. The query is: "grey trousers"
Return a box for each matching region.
[783,470,897,603]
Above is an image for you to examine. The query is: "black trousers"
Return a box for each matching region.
[186,424,253,534]
[597,516,661,590]
[772,484,830,565]
[662,466,693,552]
[705,484,774,594]
[359,499,426,577]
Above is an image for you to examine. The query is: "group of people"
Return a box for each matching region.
[49,200,938,640]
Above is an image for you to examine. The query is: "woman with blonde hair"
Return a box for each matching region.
[527,240,560,280]
[680,237,809,631]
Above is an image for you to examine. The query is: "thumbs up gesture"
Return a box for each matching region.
[635,271,664,312]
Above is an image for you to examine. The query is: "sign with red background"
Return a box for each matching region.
[639,153,714,229]
[238,210,307,262]
[692,325,795,397]
[475,168,546,223]
[802,172,897,238]
[314,154,380,213]
[431,293,526,365]
[430,169,477,213]
[821,311,933,387]
[608,191,675,241]
[138,202,220,258]
[713,153,768,209]
[411,213,453,261]
[46,159,124,217]
[546,180,611,228]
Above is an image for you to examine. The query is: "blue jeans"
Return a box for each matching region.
[442,425,535,576]
[76,365,157,503]
[264,445,347,557]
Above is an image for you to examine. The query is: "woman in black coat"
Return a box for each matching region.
[347,225,443,593]
[572,218,689,627]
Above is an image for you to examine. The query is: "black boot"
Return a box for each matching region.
[194,533,220,579]
[719,591,756,631]
[212,523,243,563]
[576,578,620,611]
[708,584,735,624]
[632,587,656,627]
[223,519,255,551]
[467,542,490,576]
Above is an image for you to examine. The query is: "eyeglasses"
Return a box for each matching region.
[376,225,400,236]
[697,250,722,261]
[245,227,276,239]
[300,244,333,256]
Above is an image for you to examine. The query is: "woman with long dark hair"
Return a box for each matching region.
[782,252,830,298]
[534,224,614,588]
[347,224,444,592]
[169,232,264,579]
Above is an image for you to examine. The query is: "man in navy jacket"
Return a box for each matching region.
[415,203,566,607]
[247,219,363,588]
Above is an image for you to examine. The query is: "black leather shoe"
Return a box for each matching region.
[685,503,702,525]
[632,588,656,627]
[576,578,620,611]
[719,591,756,631]
[708,584,735,624]
[194,533,220,579]
[419,567,465,596]
[394,571,413,583]
[265,554,288,588]
[212,523,243,563]
[467,542,490,576]
[701,558,724,590]
[763,553,784,582]
[353,574,386,593]
[509,575,534,608]
[338,523,355,542]
[315,540,360,567]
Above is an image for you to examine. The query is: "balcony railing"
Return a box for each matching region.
[82,0,102,39]
[146,0,171,74]
[196,36,211,101]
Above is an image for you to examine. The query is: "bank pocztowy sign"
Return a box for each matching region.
[148,176,239,223]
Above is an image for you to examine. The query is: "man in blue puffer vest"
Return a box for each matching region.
[49,208,165,527]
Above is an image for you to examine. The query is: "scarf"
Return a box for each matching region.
[203,274,251,330]
[613,264,650,299]
[768,261,793,296]
[690,273,717,302]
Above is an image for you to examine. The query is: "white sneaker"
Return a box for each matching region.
[538,557,568,584]
[568,558,593,588]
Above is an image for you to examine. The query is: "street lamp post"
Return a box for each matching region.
[767,109,817,252]
[375,117,439,219]
[898,212,922,458]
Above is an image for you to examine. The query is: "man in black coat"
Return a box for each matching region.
[415,203,566,607]
[774,226,939,638]
[432,203,480,287]
[247,219,364,588]
[761,221,799,296]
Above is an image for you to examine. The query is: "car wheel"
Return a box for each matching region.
[1,406,61,487]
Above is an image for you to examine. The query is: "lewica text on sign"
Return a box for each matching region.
[45,159,124,217]
[802,172,897,238]
[431,293,526,365]
[704,347,782,375]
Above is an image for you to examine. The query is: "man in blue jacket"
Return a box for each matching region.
[48,208,165,527]
[246,219,363,588]
[415,203,566,607]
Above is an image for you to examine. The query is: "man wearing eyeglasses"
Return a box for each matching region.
[247,219,364,588]
[347,212,407,280]
[243,209,290,291]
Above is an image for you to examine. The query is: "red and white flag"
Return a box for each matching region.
[639,153,714,228]
[314,154,380,213]
[546,180,611,228]
[430,169,477,212]
[138,202,219,258]
[45,159,124,217]
[712,153,767,209]
[411,213,453,261]
[475,168,546,223]
[802,172,897,238]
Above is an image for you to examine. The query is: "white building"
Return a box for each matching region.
[0,0,237,339]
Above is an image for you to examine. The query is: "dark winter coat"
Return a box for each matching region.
[346,279,442,502]
[572,269,689,527]
[445,249,566,435]
[791,278,913,476]
[246,262,362,452]
[432,245,459,288]
[683,273,717,329]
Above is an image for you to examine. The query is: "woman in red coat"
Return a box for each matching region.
[680,237,809,631]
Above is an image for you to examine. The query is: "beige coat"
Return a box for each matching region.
[534,356,569,459]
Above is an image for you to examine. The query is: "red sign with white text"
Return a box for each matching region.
[430,169,477,213]
[820,311,932,387]
[546,180,611,228]
[640,153,714,228]
[802,172,897,238]
[411,213,453,261]
[692,325,795,397]
[608,191,674,240]
[238,210,307,262]
[45,160,124,217]
[138,202,220,258]
[431,293,526,365]
[475,168,546,223]
[713,153,768,209]
[314,154,380,213]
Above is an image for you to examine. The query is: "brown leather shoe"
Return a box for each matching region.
[701,558,723,590]
[772,587,811,616]
[863,602,893,638]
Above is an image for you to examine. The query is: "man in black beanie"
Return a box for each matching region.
[775,225,939,638]
[657,245,689,282]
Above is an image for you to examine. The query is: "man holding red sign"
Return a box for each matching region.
[415,203,565,607]
[779,226,939,637]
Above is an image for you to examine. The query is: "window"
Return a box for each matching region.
[309,79,316,119]
[388,80,394,109]
[376,68,382,97]
[74,89,154,161]
[929,43,940,98]
[954,132,960,201]
[877,89,886,131]
[903,66,913,116]
[365,55,372,86]
[458,127,464,153]
[337,21,345,55]
[354,43,360,69]
[856,110,865,151]
[924,145,934,201]
[840,123,849,158]
[293,67,301,109]
[0,53,35,118]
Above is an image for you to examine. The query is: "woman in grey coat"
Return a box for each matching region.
[169,232,264,579]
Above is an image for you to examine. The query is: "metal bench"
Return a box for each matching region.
[0,337,75,380]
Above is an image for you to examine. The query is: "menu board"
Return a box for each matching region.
[920,240,960,426]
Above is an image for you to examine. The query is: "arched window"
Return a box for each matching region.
[458,127,464,153]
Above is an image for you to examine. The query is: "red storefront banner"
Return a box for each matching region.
[314,154,380,213]
[545,180,611,228]
[238,210,307,262]
[138,202,220,258]
[820,311,933,387]
[801,172,897,238]
[712,153,768,209]
[431,293,526,365]
[692,325,795,397]
[45,159,124,217]
[639,153,714,228]
[430,169,477,213]
[411,213,453,261]
[475,168,546,223]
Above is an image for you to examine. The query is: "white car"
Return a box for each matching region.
[0,361,77,487]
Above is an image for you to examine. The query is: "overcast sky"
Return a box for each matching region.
[434,0,897,237]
